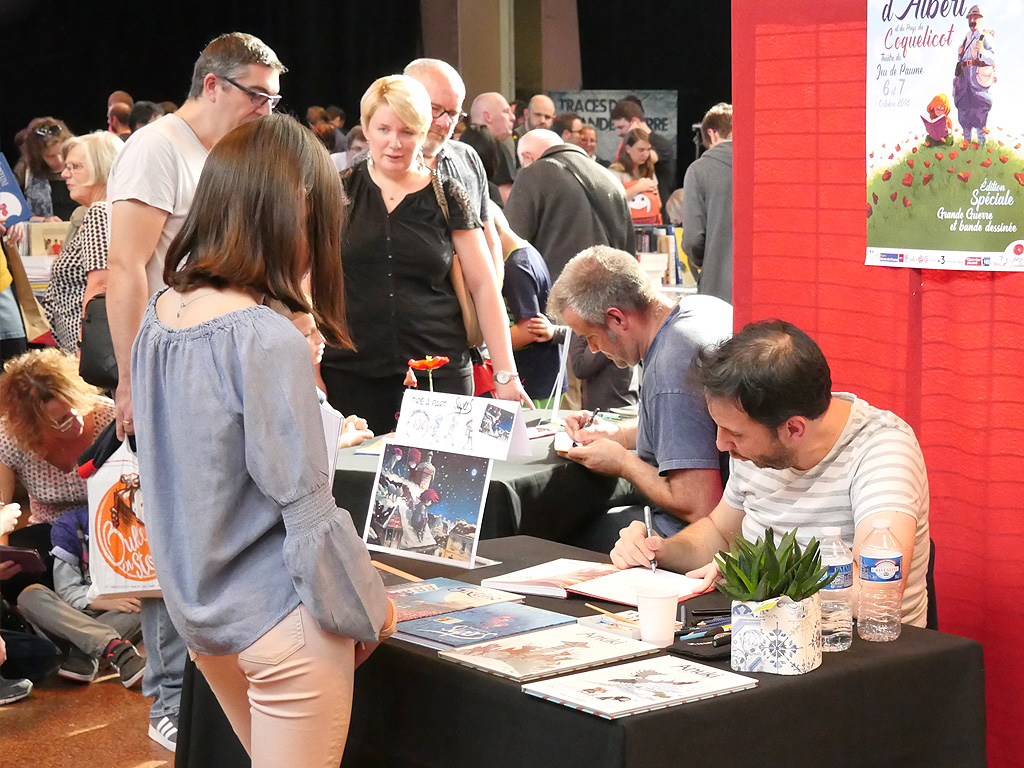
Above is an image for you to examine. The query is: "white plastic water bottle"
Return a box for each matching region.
[856,519,904,642]
[819,527,853,651]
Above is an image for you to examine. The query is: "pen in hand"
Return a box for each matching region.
[572,410,600,447]
[643,505,657,574]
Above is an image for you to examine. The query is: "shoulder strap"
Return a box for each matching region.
[545,153,612,244]
[430,169,450,224]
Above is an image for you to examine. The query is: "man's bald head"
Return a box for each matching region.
[517,129,563,167]
[526,94,556,130]
[470,92,514,141]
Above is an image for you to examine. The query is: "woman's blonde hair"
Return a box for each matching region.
[62,131,124,187]
[359,75,432,136]
[0,349,102,457]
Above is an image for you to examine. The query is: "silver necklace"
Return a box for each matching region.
[177,288,218,318]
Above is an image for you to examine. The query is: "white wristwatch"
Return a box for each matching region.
[494,370,520,385]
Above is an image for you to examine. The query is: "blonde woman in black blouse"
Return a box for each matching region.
[321,75,531,433]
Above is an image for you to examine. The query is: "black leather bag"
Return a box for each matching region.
[79,294,119,391]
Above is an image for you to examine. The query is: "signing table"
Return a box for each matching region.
[331,416,639,542]
[176,537,986,768]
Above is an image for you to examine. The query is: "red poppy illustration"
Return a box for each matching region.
[907,159,915,168]
[911,146,918,153]
[866,203,873,218]
[971,142,979,150]
[947,167,957,174]
[999,156,1009,164]
[924,160,931,168]
[890,192,898,201]
[949,150,959,160]
[902,173,914,187]
[1014,173,1024,187]
[896,144,901,151]
[872,192,879,204]
[983,127,990,134]
[882,170,892,181]
[922,174,933,186]
[981,159,992,168]
[902,196,911,208]
[935,152,944,161]
[869,151,875,158]
[957,172,971,182]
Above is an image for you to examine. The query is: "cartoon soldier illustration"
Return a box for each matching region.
[953,5,996,144]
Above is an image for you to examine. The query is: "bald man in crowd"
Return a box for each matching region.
[523,94,556,132]
[471,91,517,199]
[107,102,132,139]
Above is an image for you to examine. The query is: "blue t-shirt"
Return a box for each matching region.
[502,244,565,400]
[636,296,733,533]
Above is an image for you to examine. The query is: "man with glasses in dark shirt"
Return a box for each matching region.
[403,58,504,273]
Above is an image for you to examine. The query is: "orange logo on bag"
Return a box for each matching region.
[94,472,156,582]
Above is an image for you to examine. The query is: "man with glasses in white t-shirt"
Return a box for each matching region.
[103,31,286,752]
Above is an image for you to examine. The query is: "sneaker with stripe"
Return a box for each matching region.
[148,714,178,752]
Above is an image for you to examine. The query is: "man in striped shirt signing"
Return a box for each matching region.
[610,319,930,626]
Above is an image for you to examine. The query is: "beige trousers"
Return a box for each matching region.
[191,603,356,768]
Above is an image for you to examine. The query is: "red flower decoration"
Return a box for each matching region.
[935,152,944,161]
[981,159,992,167]
[907,158,915,168]
[866,203,873,218]
[888,154,894,160]
[949,150,959,160]
[912,146,918,153]
[1016,143,1022,150]
[960,141,969,150]
[890,192,898,201]
[957,172,971,182]
[924,160,931,167]
[902,196,911,208]
[1014,173,1024,187]
[896,144,901,151]
[869,151,875,158]
[922,174,933,186]
[972,142,979,150]
[408,356,451,371]
[947,167,957,174]
[882,170,892,181]
[872,192,879,204]
[999,156,1009,164]
[983,127,990,134]
[902,173,914,187]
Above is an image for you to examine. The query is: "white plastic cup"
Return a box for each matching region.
[634,586,679,647]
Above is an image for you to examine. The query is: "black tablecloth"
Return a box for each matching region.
[175,537,986,768]
[332,417,638,542]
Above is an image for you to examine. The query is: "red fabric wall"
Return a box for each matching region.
[732,2,1024,765]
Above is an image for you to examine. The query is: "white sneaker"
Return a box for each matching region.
[148,714,179,752]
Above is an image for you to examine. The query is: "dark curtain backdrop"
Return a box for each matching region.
[578,1,732,184]
[0,0,422,153]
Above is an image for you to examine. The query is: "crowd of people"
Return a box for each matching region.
[0,29,929,768]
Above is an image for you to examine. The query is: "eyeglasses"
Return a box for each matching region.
[222,77,282,110]
[431,104,467,123]
[63,162,86,174]
[34,124,62,138]
[51,408,79,433]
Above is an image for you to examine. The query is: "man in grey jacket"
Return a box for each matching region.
[507,130,635,280]
[682,103,733,304]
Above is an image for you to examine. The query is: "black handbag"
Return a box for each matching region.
[79,294,119,391]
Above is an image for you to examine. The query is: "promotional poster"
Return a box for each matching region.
[866,1,1024,271]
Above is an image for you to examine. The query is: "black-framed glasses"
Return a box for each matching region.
[34,124,62,138]
[222,77,282,110]
[431,104,467,123]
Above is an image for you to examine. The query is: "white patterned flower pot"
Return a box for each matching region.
[730,594,822,675]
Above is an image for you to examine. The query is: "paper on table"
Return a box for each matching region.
[569,567,706,607]
[395,390,529,460]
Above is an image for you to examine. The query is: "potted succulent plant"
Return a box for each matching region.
[716,527,835,675]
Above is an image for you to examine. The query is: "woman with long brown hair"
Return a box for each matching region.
[609,127,663,225]
[130,113,393,767]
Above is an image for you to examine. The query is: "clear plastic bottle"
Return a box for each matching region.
[819,526,853,651]
[856,519,904,642]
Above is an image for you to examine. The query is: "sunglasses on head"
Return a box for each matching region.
[34,124,62,138]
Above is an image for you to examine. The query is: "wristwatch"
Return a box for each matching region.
[494,370,520,385]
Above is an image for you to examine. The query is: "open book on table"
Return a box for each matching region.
[480,558,707,607]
